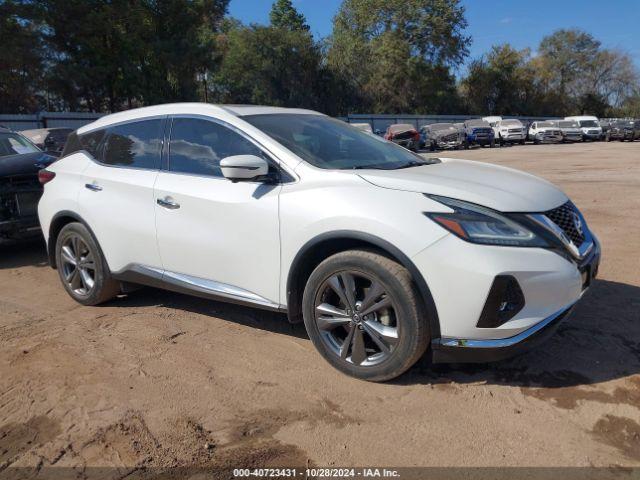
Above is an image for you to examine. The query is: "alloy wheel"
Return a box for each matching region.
[60,234,96,296]
[314,271,399,367]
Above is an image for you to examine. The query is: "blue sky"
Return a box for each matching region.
[228,0,640,71]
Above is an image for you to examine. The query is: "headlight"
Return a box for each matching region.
[425,196,549,247]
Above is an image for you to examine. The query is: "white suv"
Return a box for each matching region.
[38,104,600,381]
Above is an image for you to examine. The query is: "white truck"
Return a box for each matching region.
[482,117,526,145]
[527,121,563,144]
[564,115,602,141]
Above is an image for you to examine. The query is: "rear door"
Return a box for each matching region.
[153,116,281,307]
[76,118,165,273]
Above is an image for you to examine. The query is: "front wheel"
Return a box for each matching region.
[302,250,429,382]
[55,222,120,305]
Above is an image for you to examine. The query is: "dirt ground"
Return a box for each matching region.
[1,141,639,477]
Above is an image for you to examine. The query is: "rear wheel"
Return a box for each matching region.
[302,250,429,382]
[55,222,120,305]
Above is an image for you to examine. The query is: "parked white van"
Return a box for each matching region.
[564,116,602,141]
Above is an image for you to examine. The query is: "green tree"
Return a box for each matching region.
[269,0,309,31]
[0,0,45,112]
[214,23,333,111]
[460,44,539,115]
[327,0,469,113]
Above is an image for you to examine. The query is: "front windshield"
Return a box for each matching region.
[559,121,579,128]
[579,120,599,127]
[0,132,40,157]
[501,120,522,126]
[243,114,437,170]
[538,121,555,127]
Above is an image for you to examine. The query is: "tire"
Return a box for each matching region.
[606,133,611,142]
[429,141,436,152]
[534,138,540,145]
[302,250,429,382]
[55,222,120,306]
[489,139,495,148]
[519,139,525,145]
[463,140,469,150]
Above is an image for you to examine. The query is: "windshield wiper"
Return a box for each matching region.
[394,160,430,169]
[350,165,395,170]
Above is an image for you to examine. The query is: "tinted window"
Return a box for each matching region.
[0,133,40,157]
[168,118,266,177]
[102,119,163,168]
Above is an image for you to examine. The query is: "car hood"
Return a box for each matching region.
[357,158,567,212]
[0,152,56,177]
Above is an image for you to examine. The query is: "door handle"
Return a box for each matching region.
[157,197,180,210]
[85,183,102,192]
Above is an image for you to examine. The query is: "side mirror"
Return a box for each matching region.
[220,154,269,182]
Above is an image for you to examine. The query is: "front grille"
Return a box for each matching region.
[473,128,492,135]
[545,202,585,247]
[508,128,522,133]
[442,133,459,142]
[588,129,599,134]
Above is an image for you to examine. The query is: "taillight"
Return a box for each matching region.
[413,131,420,140]
[38,169,56,185]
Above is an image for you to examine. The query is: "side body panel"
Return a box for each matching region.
[76,162,162,272]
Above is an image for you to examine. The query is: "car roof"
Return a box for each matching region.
[77,103,322,134]
[565,115,599,120]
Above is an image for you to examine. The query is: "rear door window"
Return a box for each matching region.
[102,119,164,169]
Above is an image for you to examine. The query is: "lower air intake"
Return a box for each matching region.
[476,275,525,328]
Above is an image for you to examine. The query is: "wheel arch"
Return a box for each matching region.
[47,211,100,269]
[286,231,441,340]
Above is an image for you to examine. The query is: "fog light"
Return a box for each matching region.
[476,275,525,328]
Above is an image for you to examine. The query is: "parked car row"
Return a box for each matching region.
[370,115,639,152]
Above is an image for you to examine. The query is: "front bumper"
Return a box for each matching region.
[412,231,601,363]
[393,139,419,150]
[431,304,575,363]
[436,139,463,149]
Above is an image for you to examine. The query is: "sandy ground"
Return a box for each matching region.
[1,141,639,477]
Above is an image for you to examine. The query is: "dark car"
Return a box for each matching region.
[20,127,73,157]
[606,120,640,142]
[384,124,420,151]
[462,119,495,148]
[0,127,56,240]
[419,123,464,151]
[600,119,613,140]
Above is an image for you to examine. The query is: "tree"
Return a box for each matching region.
[269,0,309,31]
[327,0,470,113]
[10,0,229,112]
[0,0,45,113]
[460,44,539,115]
[214,23,332,111]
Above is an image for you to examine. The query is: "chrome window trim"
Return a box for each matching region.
[80,115,167,172]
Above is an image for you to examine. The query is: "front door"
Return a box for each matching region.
[154,117,281,307]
